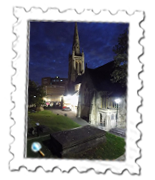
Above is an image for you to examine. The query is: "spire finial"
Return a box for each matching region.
[72,22,80,55]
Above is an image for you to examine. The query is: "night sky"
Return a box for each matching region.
[29,21,129,84]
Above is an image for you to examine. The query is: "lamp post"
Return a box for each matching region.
[115,98,121,127]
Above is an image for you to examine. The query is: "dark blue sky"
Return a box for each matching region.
[29,21,129,84]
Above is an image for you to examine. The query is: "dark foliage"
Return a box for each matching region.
[111,29,128,87]
[28,80,46,107]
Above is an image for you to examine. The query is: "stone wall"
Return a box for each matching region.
[117,96,127,128]
[78,88,127,131]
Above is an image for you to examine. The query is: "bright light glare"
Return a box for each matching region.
[63,94,79,106]
[115,98,121,104]
[70,95,78,105]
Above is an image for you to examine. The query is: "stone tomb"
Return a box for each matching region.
[50,125,106,157]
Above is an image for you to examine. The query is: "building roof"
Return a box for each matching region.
[75,61,126,96]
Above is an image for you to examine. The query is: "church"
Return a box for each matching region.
[67,23,85,93]
[67,23,127,131]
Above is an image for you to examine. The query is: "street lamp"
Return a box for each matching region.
[115,98,121,127]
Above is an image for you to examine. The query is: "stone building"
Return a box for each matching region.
[75,61,127,131]
[68,22,85,93]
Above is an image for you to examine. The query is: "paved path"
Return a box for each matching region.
[109,127,126,138]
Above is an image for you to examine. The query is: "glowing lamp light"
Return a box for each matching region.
[66,94,71,98]
[115,98,121,104]
[70,94,78,106]
[115,98,121,128]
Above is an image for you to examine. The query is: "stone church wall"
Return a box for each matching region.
[78,87,127,130]
[117,96,127,127]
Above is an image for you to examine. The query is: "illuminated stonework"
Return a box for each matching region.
[68,23,85,83]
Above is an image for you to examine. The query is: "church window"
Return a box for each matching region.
[79,63,81,73]
[100,113,106,127]
[100,114,102,126]
[76,62,78,71]
[103,119,106,127]
[102,96,106,108]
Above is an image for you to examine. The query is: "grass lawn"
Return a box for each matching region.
[27,132,125,160]
[28,110,81,133]
[27,110,125,160]
[67,132,126,160]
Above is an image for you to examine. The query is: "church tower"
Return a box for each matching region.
[68,22,85,84]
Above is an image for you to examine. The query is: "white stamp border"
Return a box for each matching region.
[10,7,144,174]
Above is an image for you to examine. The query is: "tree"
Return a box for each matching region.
[28,80,46,107]
[111,29,128,87]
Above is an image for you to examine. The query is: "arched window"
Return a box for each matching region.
[100,113,106,127]
[100,113,102,126]
[76,62,78,72]
[103,119,106,127]
[79,63,81,73]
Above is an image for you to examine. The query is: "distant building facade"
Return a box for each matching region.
[42,76,68,103]
[42,76,68,86]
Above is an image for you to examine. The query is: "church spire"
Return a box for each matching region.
[72,22,80,55]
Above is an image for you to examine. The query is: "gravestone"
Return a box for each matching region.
[50,125,106,157]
